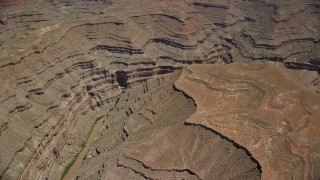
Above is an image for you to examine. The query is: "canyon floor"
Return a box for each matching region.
[0,0,320,180]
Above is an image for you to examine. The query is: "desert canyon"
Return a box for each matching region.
[0,0,319,179]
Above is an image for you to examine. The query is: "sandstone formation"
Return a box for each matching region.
[191,0,320,92]
[175,62,320,180]
[0,0,319,179]
[74,72,261,180]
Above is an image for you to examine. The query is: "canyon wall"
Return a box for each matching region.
[175,62,320,180]
[0,0,319,179]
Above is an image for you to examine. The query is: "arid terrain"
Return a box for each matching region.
[0,0,319,179]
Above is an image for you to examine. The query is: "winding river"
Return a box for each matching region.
[62,116,105,180]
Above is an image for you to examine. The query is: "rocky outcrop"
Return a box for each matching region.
[191,0,320,91]
[175,62,320,180]
[0,1,229,178]
[74,72,261,180]
[0,0,319,179]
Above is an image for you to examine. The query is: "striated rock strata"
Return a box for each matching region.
[0,0,319,179]
[190,0,320,92]
[175,62,320,180]
[0,1,229,179]
[75,72,261,180]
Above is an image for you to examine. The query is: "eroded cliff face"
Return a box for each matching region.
[192,0,320,92]
[175,62,320,180]
[0,0,319,179]
[74,72,261,180]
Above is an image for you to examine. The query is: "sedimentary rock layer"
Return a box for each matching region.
[191,0,320,91]
[0,1,228,179]
[0,0,319,179]
[0,0,25,6]
[75,72,261,180]
[175,62,320,180]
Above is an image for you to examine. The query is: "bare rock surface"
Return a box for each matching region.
[191,0,320,91]
[0,0,319,179]
[75,72,261,180]
[175,62,320,180]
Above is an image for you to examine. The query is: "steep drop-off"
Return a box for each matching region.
[74,72,261,180]
[191,0,320,91]
[0,0,319,179]
[175,62,320,180]
[0,1,229,179]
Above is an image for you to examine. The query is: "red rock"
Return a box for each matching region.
[175,62,320,180]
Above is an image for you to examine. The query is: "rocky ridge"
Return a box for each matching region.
[175,62,320,180]
[0,0,319,179]
[74,72,261,180]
